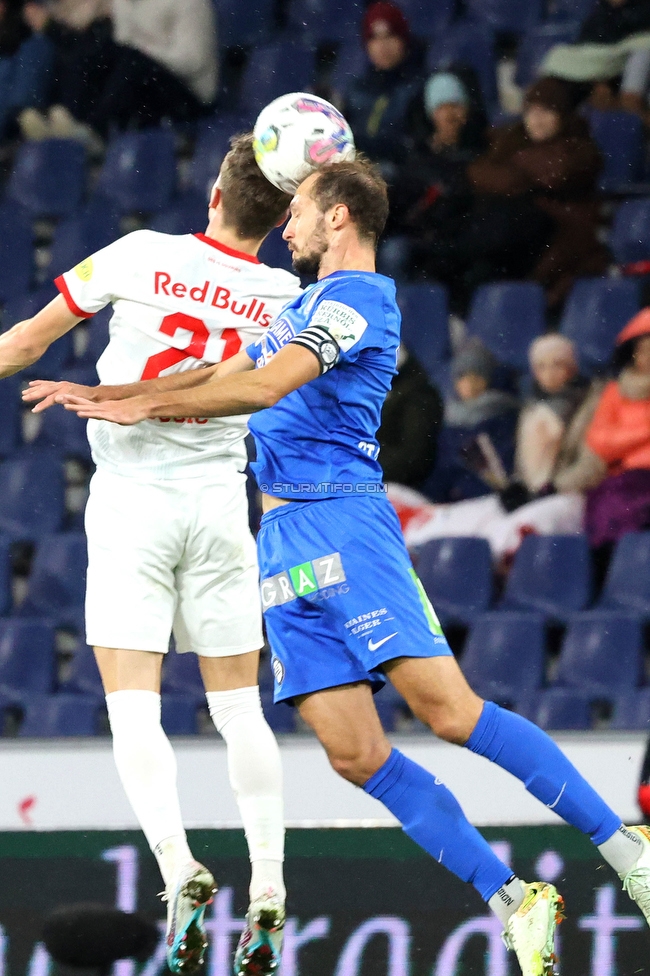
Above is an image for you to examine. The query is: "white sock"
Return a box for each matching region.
[206,686,285,902]
[488,876,526,927]
[598,824,644,876]
[106,690,192,887]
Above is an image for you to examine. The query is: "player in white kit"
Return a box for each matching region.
[0,134,302,976]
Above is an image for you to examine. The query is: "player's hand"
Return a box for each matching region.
[23,380,97,412]
[59,394,150,426]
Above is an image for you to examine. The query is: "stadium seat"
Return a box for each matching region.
[161,650,206,702]
[48,203,122,279]
[427,21,498,109]
[258,225,293,273]
[288,0,365,44]
[19,693,101,737]
[396,0,455,35]
[238,42,316,117]
[611,688,650,730]
[461,611,546,704]
[330,42,369,100]
[6,139,86,218]
[261,691,296,733]
[609,198,650,265]
[528,689,592,731]
[466,282,546,370]
[60,640,104,698]
[188,120,243,200]
[552,610,643,694]
[546,0,596,22]
[465,0,542,35]
[500,534,592,620]
[30,405,91,463]
[559,277,641,374]
[18,532,87,629]
[0,536,10,618]
[515,22,581,89]
[0,452,65,541]
[94,129,177,214]
[149,194,209,237]
[74,306,111,369]
[161,695,199,735]
[214,0,274,48]
[0,619,56,695]
[397,283,451,383]
[0,203,34,301]
[585,109,645,191]
[597,532,650,618]
[3,286,74,380]
[416,537,493,627]
[0,377,21,457]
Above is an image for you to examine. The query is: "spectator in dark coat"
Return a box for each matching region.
[0,0,54,141]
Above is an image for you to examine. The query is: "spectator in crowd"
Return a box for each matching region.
[376,344,443,487]
[422,338,520,503]
[342,1,423,177]
[542,0,650,122]
[0,0,54,142]
[468,77,608,309]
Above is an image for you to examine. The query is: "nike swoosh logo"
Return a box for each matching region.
[367,632,398,651]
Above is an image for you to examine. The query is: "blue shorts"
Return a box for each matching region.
[257,494,452,703]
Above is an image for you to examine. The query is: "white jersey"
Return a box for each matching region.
[56,229,302,481]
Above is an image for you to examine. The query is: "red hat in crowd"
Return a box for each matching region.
[362,2,410,43]
[612,307,650,370]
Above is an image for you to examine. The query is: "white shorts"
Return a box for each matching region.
[85,469,263,656]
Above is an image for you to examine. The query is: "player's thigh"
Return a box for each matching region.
[85,471,182,653]
[174,480,263,657]
[384,656,483,744]
[296,682,391,785]
[199,649,261,692]
[94,647,164,694]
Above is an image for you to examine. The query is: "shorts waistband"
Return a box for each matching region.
[259,493,388,526]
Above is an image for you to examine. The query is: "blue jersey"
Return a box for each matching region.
[246,270,400,500]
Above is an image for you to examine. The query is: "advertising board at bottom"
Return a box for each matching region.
[0,827,647,976]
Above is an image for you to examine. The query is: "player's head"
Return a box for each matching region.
[283,156,389,276]
[209,133,292,241]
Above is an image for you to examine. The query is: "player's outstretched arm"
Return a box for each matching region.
[0,295,83,380]
[60,344,320,425]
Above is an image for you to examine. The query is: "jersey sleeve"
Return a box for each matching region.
[54,233,140,318]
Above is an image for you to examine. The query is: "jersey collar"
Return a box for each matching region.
[194,233,260,264]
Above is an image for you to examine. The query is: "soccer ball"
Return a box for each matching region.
[253,92,356,194]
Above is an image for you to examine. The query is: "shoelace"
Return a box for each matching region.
[623,866,650,912]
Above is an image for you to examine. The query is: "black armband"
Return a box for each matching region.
[290,326,341,374]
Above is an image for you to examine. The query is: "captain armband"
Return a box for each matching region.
[290,325,341,374]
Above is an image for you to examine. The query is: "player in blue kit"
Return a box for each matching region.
[59,158,650,976]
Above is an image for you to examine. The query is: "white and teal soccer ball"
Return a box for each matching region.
[253,92,356,194]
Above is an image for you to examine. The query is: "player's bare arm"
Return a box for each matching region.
[0,295,82,379]
[23,349,255,413]
[61,344,320,425]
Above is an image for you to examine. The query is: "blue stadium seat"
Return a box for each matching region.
[546,0,596,22]
[74,306,111,369]
[258,226,293,273]
[529,689,591,730]
[0,619,56,694]
[553,610,643,694]
[397,283,451,384]
[149,194,209,237]
[611,689,650,730]
[239,42,316,117]
[19,693,101,736]
[397,0,455,35]
[60,640,104,698]
[261,691,296,733]
[466,282,546,370]
[214,0,274,48]
[188,120,244,199]
[585,109,645,191]
[0,203,33,301]
[500,534,592,620]
[559,277,641,374]
[0,452,65,541]
[597,532,650,618]
[94,130,177,214]
[161,650,205,702]
[0,536,10,618]
[2,286,74,380]
[48,203,122,279]
[288,0,364,44]
[330,42,369,100]
[0,377,21,457]
[515,22,581,89]
[416,537,493,627]
[461,611,546,703]
[18,532,87,629]
[609,198,650,265]
[465,0,542,35]
[162,695,199,735]
[30,405,91,463]
[6,139,86,218]
[427,21,498,108]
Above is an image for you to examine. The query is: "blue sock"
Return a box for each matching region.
[466,701,621,845]
[363,748,512,901]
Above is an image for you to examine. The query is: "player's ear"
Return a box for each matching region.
[208,179,222,211]
[329,202,349,230]
[275,209,289,228]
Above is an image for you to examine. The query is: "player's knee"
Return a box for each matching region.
[326,742,387,786]
[420,702,481,745]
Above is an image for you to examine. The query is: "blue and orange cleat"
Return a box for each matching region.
[166,861,217,975]
[233,890,285,976]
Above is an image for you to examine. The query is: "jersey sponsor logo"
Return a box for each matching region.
[310,300,368,351]
[74,257,93,282]
[261,552,346,609]
[271,655,285,686]
[344,607,389,637]
[154,272,273,326]
[367,632,398,652]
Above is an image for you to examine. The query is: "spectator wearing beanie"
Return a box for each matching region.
[468,77,608,309]
[342,1,423,175]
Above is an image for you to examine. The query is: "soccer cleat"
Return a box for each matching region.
[503,881,564,976]
[233,890,285,976]
[620,824,650,926]
[165,861,217,975]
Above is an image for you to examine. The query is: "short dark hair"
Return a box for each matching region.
[219,133,292,240]
[309,156,389,246]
